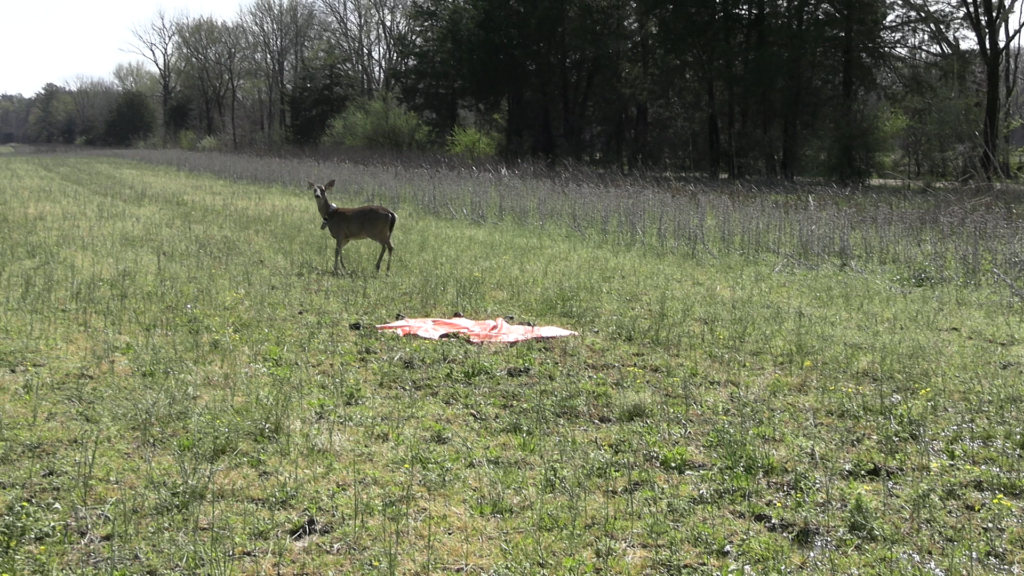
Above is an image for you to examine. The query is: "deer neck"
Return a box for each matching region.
[316,196,338,221]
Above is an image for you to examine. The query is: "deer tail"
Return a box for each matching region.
[388,211,397,235]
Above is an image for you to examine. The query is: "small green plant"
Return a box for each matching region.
[446,126,499,158]
[846,490,882,540]
[659,445,691,473]
[178,130,199,151]
[197,135,220,152]
[427,422,452,445]
[616,393,654,423]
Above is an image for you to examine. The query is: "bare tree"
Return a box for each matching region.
[113,61,160,94]
[961,0,1024,178]
[242,0,317,146]
[901,0,1024,179]
[319,0,409,98]
[126,9,180,140]
[177,15,233,137]
[1001,5,1024,173]
[64,76,118,143]
[220,22,247,149]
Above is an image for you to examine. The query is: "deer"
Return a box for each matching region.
[309,180,396,274]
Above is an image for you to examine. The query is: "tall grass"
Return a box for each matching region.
[92,148,1024,290]
[0,153,1021,574]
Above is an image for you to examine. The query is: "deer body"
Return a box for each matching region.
[310,180,396,274]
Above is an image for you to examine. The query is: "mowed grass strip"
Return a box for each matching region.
[0,155,1022,575]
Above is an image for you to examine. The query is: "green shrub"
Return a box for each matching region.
[197,135,220,152]
[321,92,430,151]
[447,126,499,158]
[178,130,199,151]
[135,134,163,149]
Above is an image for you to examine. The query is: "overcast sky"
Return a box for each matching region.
[0,0,244,96]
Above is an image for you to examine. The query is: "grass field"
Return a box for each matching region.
[1,153,1022,575]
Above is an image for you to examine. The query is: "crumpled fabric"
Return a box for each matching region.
[376,317,578,343]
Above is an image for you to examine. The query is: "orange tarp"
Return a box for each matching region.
[376,317,578,343]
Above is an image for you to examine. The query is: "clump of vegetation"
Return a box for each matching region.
[197,135,220,152]
[322,93,430,152]
[446,126,499,158]
[177,129,199,151]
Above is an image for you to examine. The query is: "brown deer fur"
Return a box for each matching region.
[309,180,396,274]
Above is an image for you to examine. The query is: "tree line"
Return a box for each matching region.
[2,0,1023,182]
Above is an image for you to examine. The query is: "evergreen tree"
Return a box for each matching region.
[27,84,76,144]
[289,50,351,145]
[104,91,157,146]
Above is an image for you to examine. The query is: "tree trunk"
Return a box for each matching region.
[630,102,649,172]
[982,52,1001,179]
[230,86,238,149]
[707,77,721,179]
[781,109,799,181]
[781,0,808,181]
[541,99,555,159]
[753,0,776,177]
[505,87,526,157]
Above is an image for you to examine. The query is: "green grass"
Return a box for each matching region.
[1,155,1022,574]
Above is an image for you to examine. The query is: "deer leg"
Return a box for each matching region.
[384,241,394,274]
[375,243,387,272]
[334,238,348,275]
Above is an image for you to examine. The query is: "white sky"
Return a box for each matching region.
[0,0,244,96]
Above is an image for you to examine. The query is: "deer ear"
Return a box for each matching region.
[326,180,335,189]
